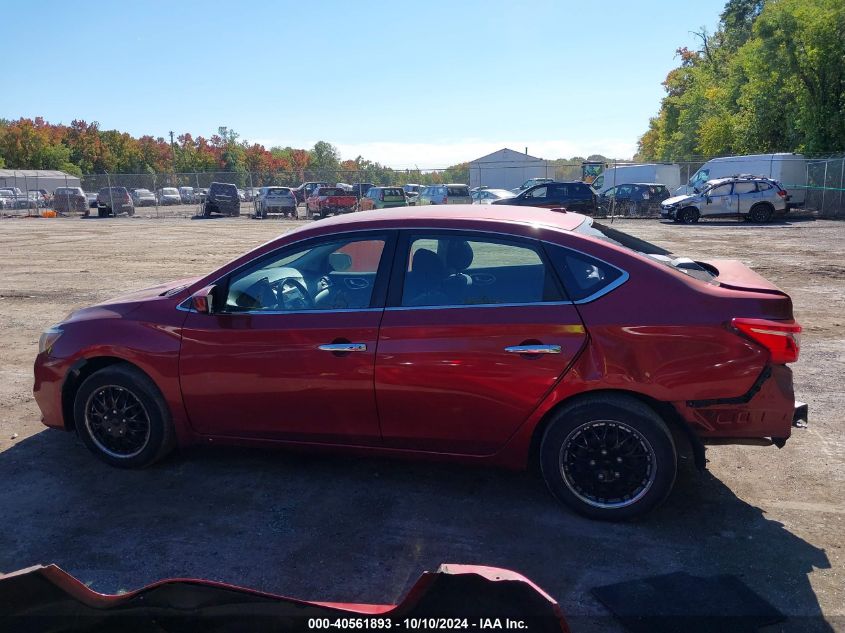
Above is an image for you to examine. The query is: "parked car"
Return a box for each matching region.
[0,188,15,209]
[293,182,330,204]
[96,187,135,217]
[418,184,472,205]
[661,176,789,224]
[130,188,157,207]
[179,186,195,203]
[472,188,515,205]
[358,186,409,210]
[202,182,241,217]
[157,187,182,205]
[305,186,358,218]
[36,189,52,205]
[675,153,806,208]
[237,189,246,202]
[598,183,671,216]
[255,186,298,218]
[34,205,805,520]
[493,181,597,215]
[195,188,208,203]
[52,187,88,214]
[86,191,98,208]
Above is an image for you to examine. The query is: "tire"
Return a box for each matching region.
[98,208,109,218]
[748,203,773,223]
[679,207,699,224]
[73,364,174,469]
[539,393,677,521]
[127,207,135,217]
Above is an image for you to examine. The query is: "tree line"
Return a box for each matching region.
[637,0,845,161]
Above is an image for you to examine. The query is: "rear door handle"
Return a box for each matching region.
[504,344,561,354]
[318,343,367,352]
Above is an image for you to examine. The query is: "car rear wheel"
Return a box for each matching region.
[74,364,174,468]
[749,203,773,223]
[98,208,109,218]
[539,394,677,521]
[679,207,699,224]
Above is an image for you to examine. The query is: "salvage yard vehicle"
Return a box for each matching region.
[495,181,597,215]
[661,175,788,224]
[96,187,135,217]
[598,183,671,216]
[52,187,88,214]
[130,188,157,207]
[305,186,358,218]
[359,186,409,210]
[472,188,515,204]
[418,184,472,205]
[202,182,241,217]
[33,205,806,520]
[255,186,297,218]
[157,187,182,205]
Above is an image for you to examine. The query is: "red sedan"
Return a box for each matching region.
[33,206,805,519]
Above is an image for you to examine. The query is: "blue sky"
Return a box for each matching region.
[5,0,725,166]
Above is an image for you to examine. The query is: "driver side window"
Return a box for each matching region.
[224,236,386,313]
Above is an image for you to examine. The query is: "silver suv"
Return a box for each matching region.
[418,184,472,205]
[661,175,789,223]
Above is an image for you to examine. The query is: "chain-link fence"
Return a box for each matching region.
[2,154,845,220]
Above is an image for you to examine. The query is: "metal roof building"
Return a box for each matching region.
[0,169,81,193]
[468,148,555,190]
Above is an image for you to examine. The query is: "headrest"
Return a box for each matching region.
[445,240,474,271]
[411,248,445,277]
[328,252,352,272]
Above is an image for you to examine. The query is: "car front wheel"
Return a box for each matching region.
[540,394,677,521]
[73,364,174,468]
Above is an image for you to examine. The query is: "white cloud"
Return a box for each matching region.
[255,137,637,168]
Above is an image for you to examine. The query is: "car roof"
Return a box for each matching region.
[288,204,586,234]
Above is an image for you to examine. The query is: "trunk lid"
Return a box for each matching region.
[704,259,787,296]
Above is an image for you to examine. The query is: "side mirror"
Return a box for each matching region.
[191,285,218,314]
[705,196,711,204]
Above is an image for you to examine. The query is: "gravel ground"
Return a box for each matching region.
[0,213,842,631]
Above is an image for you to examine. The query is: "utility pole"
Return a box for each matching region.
[169,131,176,171]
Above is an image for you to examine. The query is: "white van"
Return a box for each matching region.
[677,153,807,207]
[591,164,681,194]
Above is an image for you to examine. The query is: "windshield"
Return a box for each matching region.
[574,218,717,283]
[267,188,291,196]
[162,188,179,195]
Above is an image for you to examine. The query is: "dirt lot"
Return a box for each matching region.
[0,213,842,631]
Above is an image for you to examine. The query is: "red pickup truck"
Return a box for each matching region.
[305,187,358,219]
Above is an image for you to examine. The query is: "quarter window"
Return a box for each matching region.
[401,235,561,307]
[544,244,625,302]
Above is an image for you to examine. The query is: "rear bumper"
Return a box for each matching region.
[678,364,799,444]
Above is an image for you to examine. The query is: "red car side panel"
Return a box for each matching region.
[375,304,588,455]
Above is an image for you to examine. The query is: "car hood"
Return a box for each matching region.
[662,194,696,206]
[97,276,201,305]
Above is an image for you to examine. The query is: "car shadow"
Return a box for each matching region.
[0,430,833,631]
[656,216,817,228]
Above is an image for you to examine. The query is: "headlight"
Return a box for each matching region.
[38,325,63,354]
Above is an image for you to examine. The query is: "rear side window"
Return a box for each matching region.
[401,234,561,307]
[733,182,756,194]
[447,186,469,196]
[544,243,625,302]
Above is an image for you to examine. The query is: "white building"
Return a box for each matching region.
[0,169,81,194]
[468,148,555,190]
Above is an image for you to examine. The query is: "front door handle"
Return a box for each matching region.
[504,344,561,354]
[318,343,367,352]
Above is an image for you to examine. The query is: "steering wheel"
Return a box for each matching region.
[277,277,314,310]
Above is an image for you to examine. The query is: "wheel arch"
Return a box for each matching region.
[526,388,705,474]
[61,356,162,431]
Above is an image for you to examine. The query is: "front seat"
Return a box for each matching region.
[403,248,448,306]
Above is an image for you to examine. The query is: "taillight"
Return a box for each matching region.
[776,189,788,198]
[731,318,801,364]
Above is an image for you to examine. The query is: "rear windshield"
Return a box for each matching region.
[383,188,405,197]
[162,188,179,194]
[55,188,81,195]
[447,186,469,196]
[267,188,291,196]
[574,217,717,283]
[319,188,345,196]
[135,189,152,194]
[210,183,235,193]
